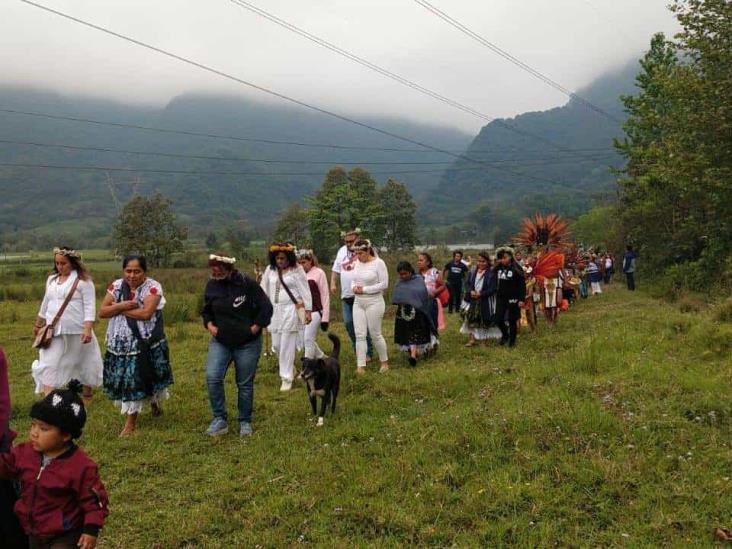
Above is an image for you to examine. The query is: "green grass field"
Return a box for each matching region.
[2,274,732,547]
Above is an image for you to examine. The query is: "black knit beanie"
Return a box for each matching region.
[30,380,87,439]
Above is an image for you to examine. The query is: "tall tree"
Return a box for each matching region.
[273,203,310,247]
[377,178,418,250]
[308,167,382,260]
[113,193,187,267]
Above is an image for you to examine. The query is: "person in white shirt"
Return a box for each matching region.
[31,247,103,398]
[351,239,389,374]
[260,243,312,391]
[330,229,372,356]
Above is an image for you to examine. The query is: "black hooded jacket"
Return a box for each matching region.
[494,262,526,301]
[201,271,273,348]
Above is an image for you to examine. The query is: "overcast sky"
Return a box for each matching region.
[1,0,679,133]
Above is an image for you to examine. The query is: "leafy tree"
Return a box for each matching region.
[113,193,187,267]
[273,203,310,246]
[308,167,383,260]
[615,0,732,285]
[225,221,250,261]
[205,232,219,251]
[377,179,417,250]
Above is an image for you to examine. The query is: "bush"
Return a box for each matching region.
[714,297,732,322]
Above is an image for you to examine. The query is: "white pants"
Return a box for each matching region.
[303,311,326,360]
[591,282,602,295]
[271,331,300,382]
[353,294,388,367]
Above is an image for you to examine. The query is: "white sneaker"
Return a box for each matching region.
[280,380,293,392]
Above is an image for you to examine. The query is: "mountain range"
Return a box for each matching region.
[0,60,638,248]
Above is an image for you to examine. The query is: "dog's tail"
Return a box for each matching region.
[327,333,341,360]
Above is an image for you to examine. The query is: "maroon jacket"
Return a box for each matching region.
[0,442,109,537]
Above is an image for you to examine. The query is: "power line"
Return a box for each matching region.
[414,0,624,124]
[0,150,622,177]
[227,0,612,160]
[0,107,432,153]
[0,107,617,156]
[0,138,620,168]
[17,1,579,192]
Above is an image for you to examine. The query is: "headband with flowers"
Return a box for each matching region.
[351,239,372,252]
[53,247,82,260]
[340,228,361,239]
[296,248,314,259]
[208,254,236,265]
[269,244,296,253]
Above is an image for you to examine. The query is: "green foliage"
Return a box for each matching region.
[113,193,188,267]
[572,205,623,251]
[272,203,310,247]
[307,168,417,260]
[224,221,251,262]
[376,179,418,250]
[3,278,732,545]
[616,0,732,287]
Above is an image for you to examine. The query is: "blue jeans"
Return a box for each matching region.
[342,299,372,356]
[206,337,262,423]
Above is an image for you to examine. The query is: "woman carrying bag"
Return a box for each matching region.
[260,243,312,392]
[31,247,102,399]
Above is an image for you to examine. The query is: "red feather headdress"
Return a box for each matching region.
[513,213,571,249]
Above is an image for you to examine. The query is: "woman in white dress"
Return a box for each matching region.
[32,247,103,399]
[351,239,390,374]
[260,243,312,391]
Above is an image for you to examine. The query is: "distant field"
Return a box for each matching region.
[2,270,731,546]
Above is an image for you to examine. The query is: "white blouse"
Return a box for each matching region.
[38,270,96,336]
[260,266,313,310]
[352,258,389,296]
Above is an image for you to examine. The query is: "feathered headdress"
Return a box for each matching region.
[513,214,571,249]
[532,250,565,284]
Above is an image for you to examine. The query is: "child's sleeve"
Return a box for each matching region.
[78,465,110,536]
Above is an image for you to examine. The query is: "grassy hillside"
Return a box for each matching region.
[2,274,731,546]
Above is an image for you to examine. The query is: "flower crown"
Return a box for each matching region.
[296,248,314,259]
[351,239,372,252]
[208,254,236,265]
[269,243,296,253]
[340,228,361,238]
[53,247,81,260]
[495,245,515,257]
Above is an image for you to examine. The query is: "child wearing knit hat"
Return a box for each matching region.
[0,380,109,549]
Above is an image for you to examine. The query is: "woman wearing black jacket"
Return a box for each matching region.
[201,254,273,437]
[460,251,501,346]
[494,247,526,348]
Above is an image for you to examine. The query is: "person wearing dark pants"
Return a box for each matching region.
[443,250,469,314]
[494,247,525,347]
[201,254,273,436]
[622,245,637,291]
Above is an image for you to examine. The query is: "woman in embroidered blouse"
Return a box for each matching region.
[31,247,103,399]
[260,243,312,392]
[99,255,173,437]
[296,249,330,360]
[460,251,501,346]
[351,239,390,374]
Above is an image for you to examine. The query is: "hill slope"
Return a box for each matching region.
[0,87,471,245]
[427,62,637,242]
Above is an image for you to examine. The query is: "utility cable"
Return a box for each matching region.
[414,0,623,124]
[16,0,579,191]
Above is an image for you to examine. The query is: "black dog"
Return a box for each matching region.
[299,333,341,426]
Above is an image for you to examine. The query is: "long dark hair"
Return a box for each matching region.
[268,243,297,270]
[122,254,148,272]
[52,247,89,281]
[418,252,434,269]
